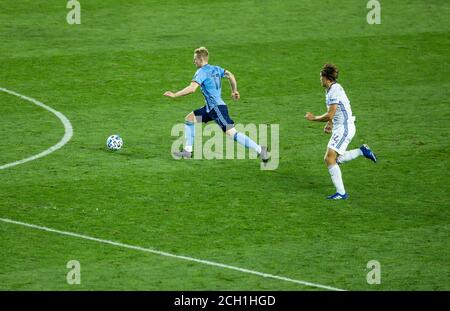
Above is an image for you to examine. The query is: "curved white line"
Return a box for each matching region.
[0,87,73,170]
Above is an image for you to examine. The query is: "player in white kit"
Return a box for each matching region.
[305,64,377,200]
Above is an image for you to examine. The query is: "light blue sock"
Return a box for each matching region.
[184,121,195,152]
[233,132,261,154]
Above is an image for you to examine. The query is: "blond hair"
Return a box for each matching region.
[194,47,209,60]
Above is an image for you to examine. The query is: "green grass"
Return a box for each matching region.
[0,0,449,290]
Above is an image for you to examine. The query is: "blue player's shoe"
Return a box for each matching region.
[326,192,349,200]
[360,144,377,163]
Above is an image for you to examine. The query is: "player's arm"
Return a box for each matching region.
[224,70,240,100]
[324,120,333,134]
[164,82,199,98]
[305,104,337,122]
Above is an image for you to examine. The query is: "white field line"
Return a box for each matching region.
[0,87,73,170]
[0,217,345,291]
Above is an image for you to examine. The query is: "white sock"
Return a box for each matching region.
[337,149,363,164]
[185,145,193,153]
[328,164,346,194]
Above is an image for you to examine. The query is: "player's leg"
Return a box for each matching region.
[325,125,351,199]
[183,111,196,153]
[225,127,261,153]
[337,148,363,164]
[335,124,377,164]
[325,148,347,199]
[225,127,267,161]
[173,106,211,159]
[213,105,269,162]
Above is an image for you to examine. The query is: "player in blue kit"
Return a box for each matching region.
[164,47,268,162]
[305,64,377,200]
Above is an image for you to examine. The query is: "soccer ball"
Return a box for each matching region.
[106,134,123,151]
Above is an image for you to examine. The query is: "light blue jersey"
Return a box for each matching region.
[192,64,227,112]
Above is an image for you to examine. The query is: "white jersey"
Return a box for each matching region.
[325,83,355,126]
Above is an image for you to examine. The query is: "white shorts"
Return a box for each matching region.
[328,123,356,155]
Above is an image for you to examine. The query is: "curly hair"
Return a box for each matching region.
[320,63,339,82]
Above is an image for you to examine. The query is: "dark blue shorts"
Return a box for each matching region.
[193,105,235,132]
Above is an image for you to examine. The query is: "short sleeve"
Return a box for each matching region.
[192,69,207,85]
[217,66,226,78]
[326,86,339,106]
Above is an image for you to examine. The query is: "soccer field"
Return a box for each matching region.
[0,0,449,291]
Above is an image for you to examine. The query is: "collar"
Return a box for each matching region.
[326,82,336,94]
